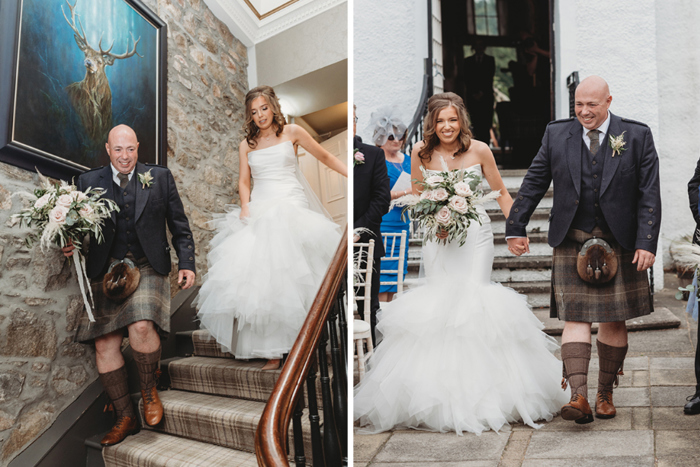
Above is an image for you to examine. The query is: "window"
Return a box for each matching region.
[469,0,500,36]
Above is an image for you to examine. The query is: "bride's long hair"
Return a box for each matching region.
[244,85,286,149]
[418,92,472,163]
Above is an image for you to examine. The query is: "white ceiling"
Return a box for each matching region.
[203,0,345,46]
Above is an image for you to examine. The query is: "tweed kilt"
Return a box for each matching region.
[550,227,653,322]
[75,254,171,343]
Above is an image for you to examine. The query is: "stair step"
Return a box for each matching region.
[85,434,106,467]
[408,230,549,247]
[102,430,257,467]
[138,390,313,457]
[405,268,552,283]
[494,242,553,258]
[487,208,550,222]
[537,306,681,336]
[175,330,195,357]
[191,329,235,358]
[406,255,551,272]
[169,356,280,402]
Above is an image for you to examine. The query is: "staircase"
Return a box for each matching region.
[87,330,317,467]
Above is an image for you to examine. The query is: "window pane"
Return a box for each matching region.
[485,0,497,16]
[487,16,498,36]
[476,17,488,35]
[474,0,486,16]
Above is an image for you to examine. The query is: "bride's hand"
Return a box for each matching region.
[240,205,250,221]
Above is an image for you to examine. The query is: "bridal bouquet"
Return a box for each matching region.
[12,172,119,322]
[392,166,500,246]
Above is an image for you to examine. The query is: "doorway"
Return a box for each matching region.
[440,0,553,169]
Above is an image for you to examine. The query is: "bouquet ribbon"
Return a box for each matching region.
[73,251,96,322]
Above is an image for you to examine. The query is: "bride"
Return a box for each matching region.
[354,92,568,434]
[195,85,347,370]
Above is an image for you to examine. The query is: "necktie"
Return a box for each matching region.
[588,130,600,155]
[118,173,129,189]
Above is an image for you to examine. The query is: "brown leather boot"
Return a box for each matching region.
[99,366,139,446]
[560,342,594,424]
[100,415,140,446]
[561,393,594,424]
[133,346,164,426]
[595,340,628,419]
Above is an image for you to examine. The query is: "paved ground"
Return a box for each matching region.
[353,274,700,466]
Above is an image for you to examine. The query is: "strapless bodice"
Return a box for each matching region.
[248,141,307,206]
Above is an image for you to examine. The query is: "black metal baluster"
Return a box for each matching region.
[292,394,306,467]
[318,327,342,465]
[337,278,348,379]
[327,299,347,459]
[306,357,324,466]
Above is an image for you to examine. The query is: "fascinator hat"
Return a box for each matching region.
[367,106,408,147]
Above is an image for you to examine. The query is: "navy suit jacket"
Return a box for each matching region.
[77,162,196,278]
[353,136,391,258]
[506,113,661,254]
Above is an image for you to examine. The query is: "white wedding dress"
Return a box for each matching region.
[354,164,569,435]
[195,141,341,358]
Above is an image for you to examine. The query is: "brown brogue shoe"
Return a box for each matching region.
[100,416,139,446]
[560,394,594,424]
[141,386,163,426]
[595,390,616,419]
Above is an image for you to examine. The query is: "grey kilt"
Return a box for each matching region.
[550,227,653,323]
[75,254,171,343]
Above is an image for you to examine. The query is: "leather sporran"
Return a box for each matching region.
[103,258,140,301]
[577,237,618,285]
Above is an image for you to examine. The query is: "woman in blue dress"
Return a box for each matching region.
[368,108,411,302]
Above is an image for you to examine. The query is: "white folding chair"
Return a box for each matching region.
[353,239,374,381]
[379,231,407,296]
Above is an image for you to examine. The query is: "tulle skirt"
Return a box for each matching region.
[195,198,341,358]
[354,277,570,435]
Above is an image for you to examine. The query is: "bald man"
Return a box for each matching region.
[63,125,196,445]
[506,76,661,424]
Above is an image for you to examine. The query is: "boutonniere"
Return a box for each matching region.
[608,131,627,157]
[354,149,365,166]
[138,169,154,189]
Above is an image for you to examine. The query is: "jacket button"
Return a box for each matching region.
[519,196,523,200]
[647,235,652,239]
[575,200,579,205]
[514,208,519,212]
[187,235,192,239]
[649,208,653,213]
[188,245,192,249]
[509,220,514,225]
[189,256,194,260]
[648,220,653,225]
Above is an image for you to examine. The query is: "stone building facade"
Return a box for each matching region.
[0,0,248,463]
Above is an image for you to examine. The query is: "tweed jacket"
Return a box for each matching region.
[505,112,661,255]
[77,162,195,278]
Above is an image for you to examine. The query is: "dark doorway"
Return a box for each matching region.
[441,0,553,169]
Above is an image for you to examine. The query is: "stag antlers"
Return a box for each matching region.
[62,0,143,62]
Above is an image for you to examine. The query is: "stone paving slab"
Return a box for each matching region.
[655,430,700,457]
[650,368,696,386]
[538,307,680,336]
[353,432,391,462]
[524,430,653,459]
[371,431,509,463]
[521,457,654,467]
[657,456,700,467]
[650,357,695,369]
[652,407,700,430]
[368,462,498,467]
[650,385,696,406]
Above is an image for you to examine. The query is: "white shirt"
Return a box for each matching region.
[582,111,611,149]
[110,164,134,186]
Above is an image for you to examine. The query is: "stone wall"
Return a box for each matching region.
[0,0,248,463]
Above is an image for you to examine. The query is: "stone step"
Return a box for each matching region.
[405,268,552,283]
[408,231,549,247]
[408,242,553,260]
[406,255,551,273]
[491,218,550,235]
[487,207,550,222]
[103,429,257,467]
[537,306,682,336]
[138,390,312,458]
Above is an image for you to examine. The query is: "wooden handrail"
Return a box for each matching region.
[255,225,348,466]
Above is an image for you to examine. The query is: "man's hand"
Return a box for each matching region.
[178,269,196,289]
[507,237,530,256]
[61,241,75,258]
[632,249,655,272]
[436,228,448,240]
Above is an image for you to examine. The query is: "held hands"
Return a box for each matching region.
[632,249,655,272]
[436,228,448,240]
[507,237,530,256]
[178,269,196,289]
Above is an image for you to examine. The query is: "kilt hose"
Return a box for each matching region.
[75,254,171,343]
[550,227,653,323]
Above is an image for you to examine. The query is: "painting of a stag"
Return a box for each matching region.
[9,0,162,171]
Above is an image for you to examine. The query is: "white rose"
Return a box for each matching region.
[449,195,469,214]
[454,181,473,197]
[34,193,51,210]
[435,206,451,225]
[71,190,88,202]
[420,190,431,200]
[49,206,68,225]
[56,194,73,208]
[433,188,448,201]
[79,204,94,218]
[425,175,444,187]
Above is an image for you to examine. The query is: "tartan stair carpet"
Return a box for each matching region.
[102,330,318,466]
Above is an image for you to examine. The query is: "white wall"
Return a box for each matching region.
[353,0,429,143]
